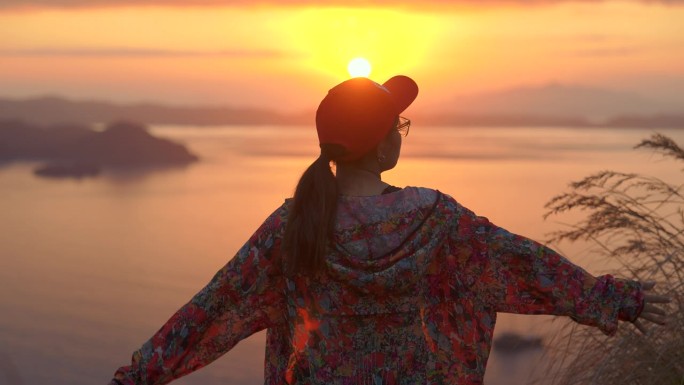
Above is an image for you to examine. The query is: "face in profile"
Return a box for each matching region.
[377,120,403,172]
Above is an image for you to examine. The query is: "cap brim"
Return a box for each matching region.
[383,75,419,114]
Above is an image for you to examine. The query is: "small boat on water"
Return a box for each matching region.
[493,332,543,353]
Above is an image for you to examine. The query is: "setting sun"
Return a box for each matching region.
[347,57,372,78]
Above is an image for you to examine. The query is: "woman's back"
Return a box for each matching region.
[272,187,446,383]
[266,187,642,384]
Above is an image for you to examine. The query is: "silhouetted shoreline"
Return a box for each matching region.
[34,162,101,179]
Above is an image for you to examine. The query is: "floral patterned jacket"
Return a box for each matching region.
[110,187,644,385]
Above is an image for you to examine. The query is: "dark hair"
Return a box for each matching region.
[283,144,344,275]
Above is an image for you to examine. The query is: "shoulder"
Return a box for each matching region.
[401,186,440,204]
[404,186,462,211]
[254,201,290,234]
[407,187,490,236]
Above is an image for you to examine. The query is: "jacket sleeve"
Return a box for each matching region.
[109,205,288,385]
[455,204,643,336]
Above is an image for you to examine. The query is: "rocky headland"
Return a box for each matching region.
[0,120,199,178]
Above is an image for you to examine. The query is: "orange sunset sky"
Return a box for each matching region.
[0,0,682,113]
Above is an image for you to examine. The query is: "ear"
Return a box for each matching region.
[376,145,384,159]
[376,134,392,157]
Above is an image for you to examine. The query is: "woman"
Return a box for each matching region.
[110,75,669,385]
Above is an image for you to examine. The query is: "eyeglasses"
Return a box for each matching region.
[396,116,411,137]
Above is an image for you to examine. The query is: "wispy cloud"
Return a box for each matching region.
[571,45,645,57]
[559,35,647,57]
[0,48,294,58]
[0,0,682,10]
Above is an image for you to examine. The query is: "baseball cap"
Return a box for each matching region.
[316,75,419,162]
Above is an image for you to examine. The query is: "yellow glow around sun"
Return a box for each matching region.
[282,8,444,81]
[348,57,372,78]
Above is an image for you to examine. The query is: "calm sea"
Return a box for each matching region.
[1,126,681,385]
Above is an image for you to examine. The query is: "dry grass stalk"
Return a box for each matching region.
[540,133,683,385]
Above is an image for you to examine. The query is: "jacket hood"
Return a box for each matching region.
[324,187,447,297]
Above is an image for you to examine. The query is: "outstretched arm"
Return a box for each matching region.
[456,205,645,336]
[109,205,288,385]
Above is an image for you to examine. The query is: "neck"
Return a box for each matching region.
[335,165,387,196]
[355,168,381,179]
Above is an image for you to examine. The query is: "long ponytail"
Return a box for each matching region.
[283,145,342,275]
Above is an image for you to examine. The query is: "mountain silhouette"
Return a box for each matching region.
[0,96,306,126]
[432,83,682,122]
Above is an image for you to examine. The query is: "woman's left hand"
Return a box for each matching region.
[633,281,671,334]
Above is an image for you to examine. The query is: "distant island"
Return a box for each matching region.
[0,91,682,128]
[0,120,199,178]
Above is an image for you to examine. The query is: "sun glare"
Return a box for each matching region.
[282,8,444,81]
[347,57,372,78]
